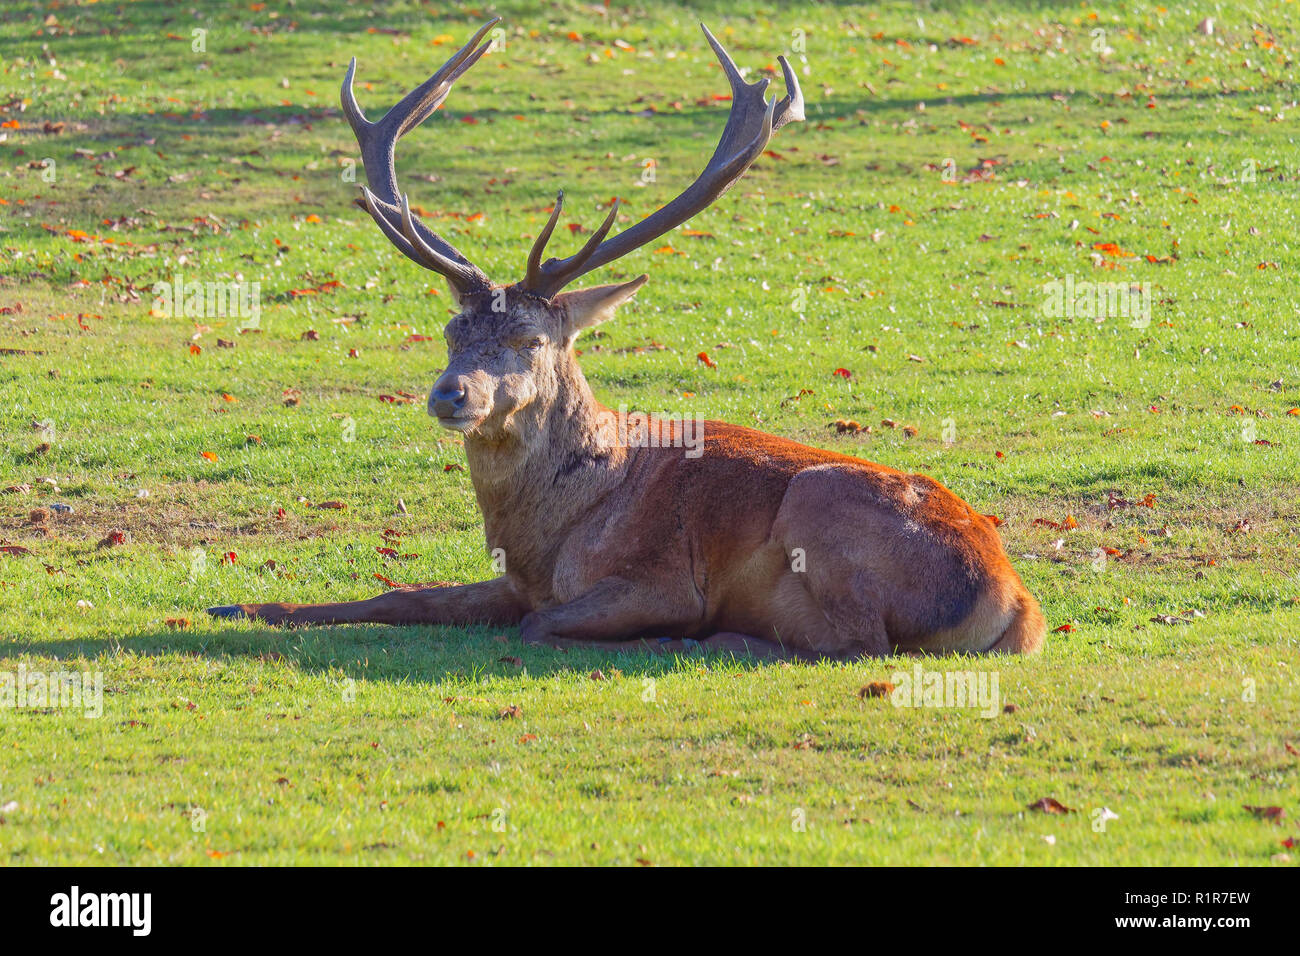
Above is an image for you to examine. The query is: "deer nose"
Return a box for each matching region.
[429,381,467,418]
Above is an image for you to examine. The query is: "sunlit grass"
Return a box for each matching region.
[0,0,1297,864]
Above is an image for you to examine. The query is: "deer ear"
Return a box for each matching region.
[555,275,648,342]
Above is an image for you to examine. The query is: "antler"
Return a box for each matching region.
[341,18,499,295]
[519,24,804,300]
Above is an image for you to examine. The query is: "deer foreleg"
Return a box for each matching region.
[207,576,528,627]
[518,576,702,646]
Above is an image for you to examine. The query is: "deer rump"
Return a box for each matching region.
[206,20,1046,659]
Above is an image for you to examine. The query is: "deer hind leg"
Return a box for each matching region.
[206,576,528,627]
[770,483,894,658]
[773,568,891,658]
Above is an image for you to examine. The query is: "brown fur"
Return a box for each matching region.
[211,283,1046,659]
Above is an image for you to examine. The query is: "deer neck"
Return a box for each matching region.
[462,357,626,554]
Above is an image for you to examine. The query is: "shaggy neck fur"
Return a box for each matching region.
[463,349,628,592]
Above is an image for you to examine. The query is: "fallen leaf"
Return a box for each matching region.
[1243,805,1286,822]
[1027,797,1076,814]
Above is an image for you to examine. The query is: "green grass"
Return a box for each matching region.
[1,0,1298,865]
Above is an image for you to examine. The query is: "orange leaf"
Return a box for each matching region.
[1092,242,1136,258]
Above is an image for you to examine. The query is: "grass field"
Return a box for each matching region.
[1,0,1298,865]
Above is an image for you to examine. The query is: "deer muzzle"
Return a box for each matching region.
[429,377,468,420]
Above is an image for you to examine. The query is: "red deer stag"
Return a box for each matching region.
[208,19,1046,659]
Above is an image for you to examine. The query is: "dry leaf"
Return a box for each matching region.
[1027,797,1076,814]
[1243,805,1285,822]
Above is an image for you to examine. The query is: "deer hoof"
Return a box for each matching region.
[207,605,247,620]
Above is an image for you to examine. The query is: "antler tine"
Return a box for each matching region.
[523,198,621,297]
[701,22,758,97]
[519,24,803,299]
[773,55,805,131]
[564,199,622,268]
[399,192,482,282]
[343,18,500,293]
[525,191,566,290]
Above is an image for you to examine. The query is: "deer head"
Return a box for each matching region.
[341,18,803,442]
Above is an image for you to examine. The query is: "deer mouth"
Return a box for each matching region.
[434,405,494,434]
[435,413,473,432]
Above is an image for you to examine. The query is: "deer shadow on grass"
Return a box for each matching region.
[0,622,804,684]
